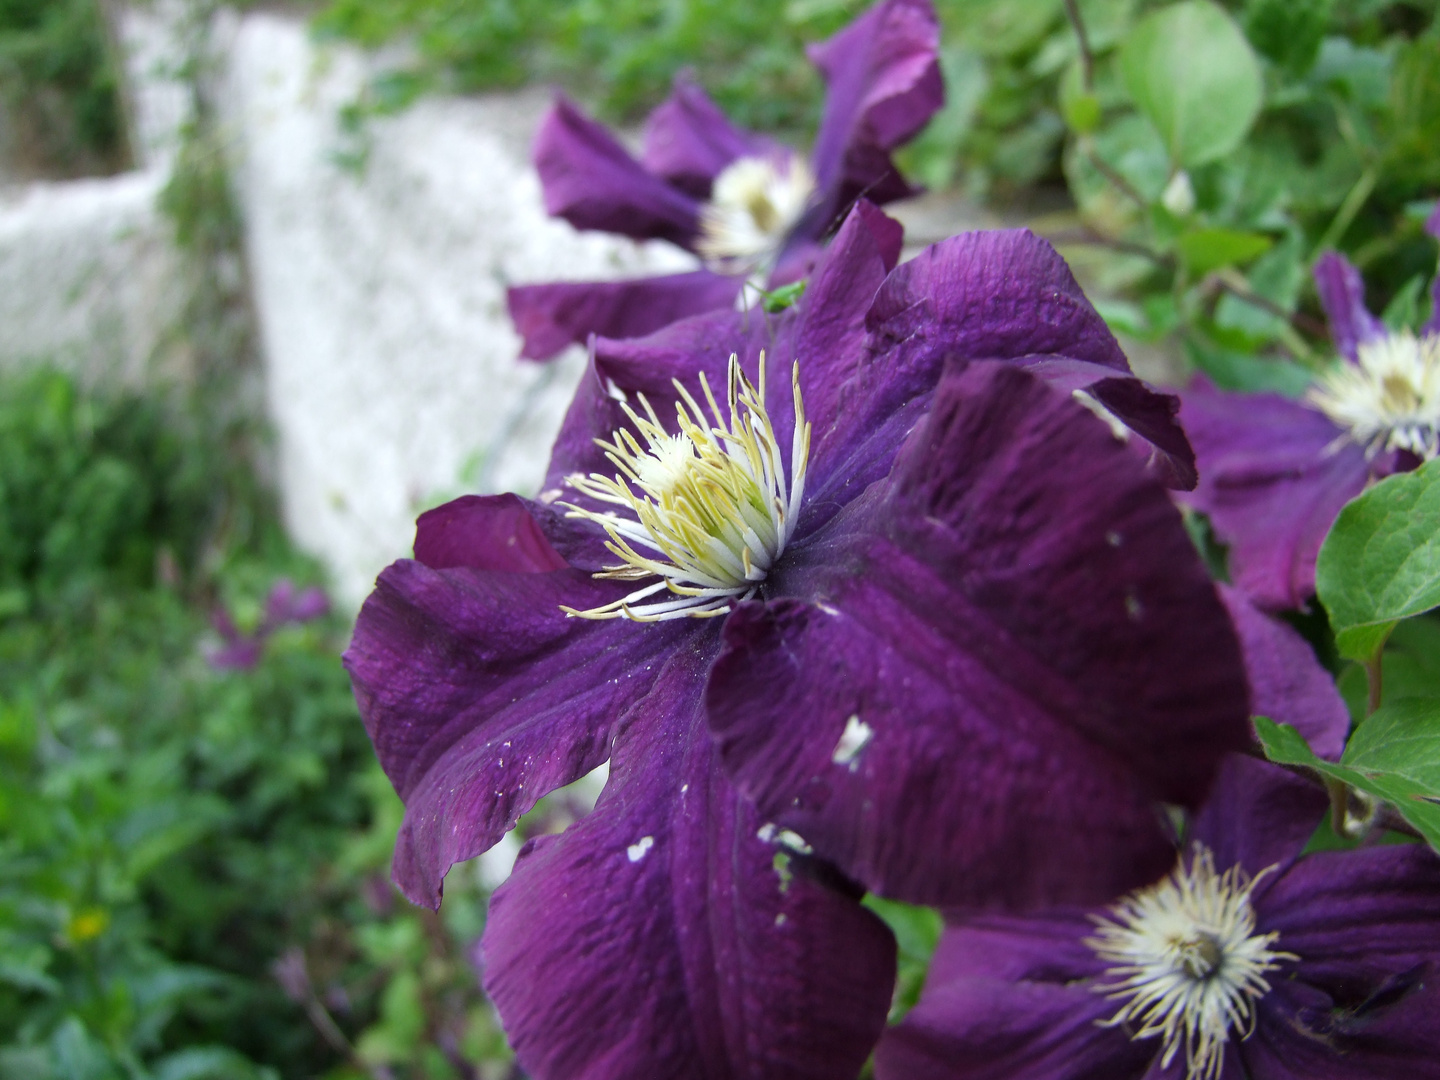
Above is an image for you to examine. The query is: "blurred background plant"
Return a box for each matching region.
[313,0,1440,392]
[0,366,523,1078]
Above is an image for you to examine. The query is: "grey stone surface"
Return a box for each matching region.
[0,167,185,385]
[218,13,693,606]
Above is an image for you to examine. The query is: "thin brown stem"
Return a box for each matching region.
[1063,0,1097,90]
[1365,653,1384,716]
[1210,271,1329,339]
[1084,146,1149,209]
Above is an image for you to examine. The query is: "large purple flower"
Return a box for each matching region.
[506,0,944,360]
[345,206,1250,1078]
[875,753,1440,1080]
[1181,208,1440,610]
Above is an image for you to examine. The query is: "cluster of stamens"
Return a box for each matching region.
[561,352,810,622]
[1086,846,1293,1080]
[697,155,816,271]
[1307,330,1440,460]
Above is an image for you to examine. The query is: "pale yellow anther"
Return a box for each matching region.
[561,352,811,622]
[1086,846,1294,1080]
[697,155,816,271]
[1307,330,1440,460]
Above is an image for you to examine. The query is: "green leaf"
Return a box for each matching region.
[1059,61,1102,134]
[1183,333,1312,396]
[1243,0,1331,78]
[1317,460,1440,661]
[1255,716,1440,852]
[1120,0,1264,168]
[1175,227,1272,276]
[863,894,943,1022]
[1343,697,1440,793]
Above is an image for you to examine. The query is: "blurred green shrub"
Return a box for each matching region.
[0,369,511,1079]
[313,0,873,134]
[0,0,127,177]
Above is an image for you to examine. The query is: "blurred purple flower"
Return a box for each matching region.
[207,578,329,671]
[344,205,1249,1079]
[1181,209,1440,610]
[875,755,1440,1080]
[507,0,944,360]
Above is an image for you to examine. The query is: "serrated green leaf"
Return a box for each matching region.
[1255,716,1440,852]
[1120,1,1264,168]
[1317,460,1440,661]
[1175,227,1273,276]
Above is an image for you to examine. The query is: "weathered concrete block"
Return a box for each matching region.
[219,13,695,606]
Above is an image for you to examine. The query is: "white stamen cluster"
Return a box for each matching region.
[562,353,811,622]
[697,155,816,270]
[1086,846,1293,1080]
[1307,330,1440,460]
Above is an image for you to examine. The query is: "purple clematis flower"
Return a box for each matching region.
[506,0,944,361]
[873,608,1388,1080]
[1180,207,1440,610]
[874,753,1440,1080]
[344,205,1251,1078]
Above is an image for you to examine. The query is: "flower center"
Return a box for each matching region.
[1086,845,1294,1080]
[697,155,816,270]
[1306,330,1440,460]
[561,352,811,622]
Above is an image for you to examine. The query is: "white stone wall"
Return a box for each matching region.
[218,13,695,606]
[0,169,184,385]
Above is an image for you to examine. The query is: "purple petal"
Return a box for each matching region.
[534,98,701,247]
[413,494,570,574]
[807,0,944,224]
[1219,588,1350,759]
[708,363,1251,908]
[794,201,904,477]
[343,553,701,906]
[928,911,1104,988]
[1313,253,1385,363]
[1179,379,1369,610]
[1245,977,1440,1080]
[641,77,774,198]
[1085,376,1197,490]
[866,231,1130,374]
[206,638,263,672]
[1189,756,1327,876]
[875,976,1150,1080]
[857,230,1135,436]
[1261,843,1440,994]
[541,306,791,497]
[482,647,896,1080]
[507,271,743,361]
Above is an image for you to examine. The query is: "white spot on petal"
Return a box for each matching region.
[776,829,812,854]
[831,714,874,770]
[626,836,655,863]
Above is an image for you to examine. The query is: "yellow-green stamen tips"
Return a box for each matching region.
[1086,845,1294,1080]
[561,352,811,622]
[697,155,816,271]
[1307,330,1440,460]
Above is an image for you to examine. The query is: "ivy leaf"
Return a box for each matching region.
[1317,460,1440,661]
[1120,0,1264,168]
[1255,715,1440,852]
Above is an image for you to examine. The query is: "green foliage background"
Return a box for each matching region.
[0,0,127,177]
